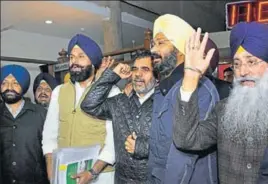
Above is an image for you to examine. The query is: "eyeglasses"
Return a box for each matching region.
[36,87,52,93]
[131,66,152,74]
[231,60,264,70]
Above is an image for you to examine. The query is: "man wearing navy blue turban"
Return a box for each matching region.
[42,34,118,184]
[171,21,268,184]
[0,64,49,184]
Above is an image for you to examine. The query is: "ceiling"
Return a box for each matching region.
[125,0,239,32]
[1,0,238,52]
[1,1,151,49]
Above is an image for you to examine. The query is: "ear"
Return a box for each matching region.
[177,52,185,63]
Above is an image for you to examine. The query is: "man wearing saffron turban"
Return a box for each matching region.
[173,21,268,184]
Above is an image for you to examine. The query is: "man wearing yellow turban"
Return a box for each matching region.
[148,14,219,184]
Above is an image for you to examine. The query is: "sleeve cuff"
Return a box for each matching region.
[42,143,58,155]
[98,150,115,165]
[180,87,193,102]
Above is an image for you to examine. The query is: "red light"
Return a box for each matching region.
[226,1,268,29]
[247,3,251,22]
[231,5,237,26]
[257,1,268,23]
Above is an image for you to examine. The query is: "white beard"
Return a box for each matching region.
[221,71,268,144]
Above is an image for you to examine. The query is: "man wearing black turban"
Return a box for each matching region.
[172,21,268,184]
[33,73,58,108]
[0,64,49,184]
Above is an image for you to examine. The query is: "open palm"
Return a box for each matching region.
[185,28,215,76]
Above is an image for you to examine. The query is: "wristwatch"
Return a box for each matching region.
[89,168,99,180]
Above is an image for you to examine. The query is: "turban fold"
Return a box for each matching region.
[68,34,103,68]
[33,73,58,94]
[230,22,268,61]
[0,64,30,95]
[153,14,194,55]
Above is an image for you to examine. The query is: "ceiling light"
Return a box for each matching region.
[80,28,85,31]
[45,20,53,24]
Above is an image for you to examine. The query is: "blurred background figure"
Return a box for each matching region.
[33,73,59,108]
[223,67,234,83]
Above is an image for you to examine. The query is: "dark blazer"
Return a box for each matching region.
[258,148,268,184]
[81,69,153,184]
[0,100,49,184]
[173,91,268,184]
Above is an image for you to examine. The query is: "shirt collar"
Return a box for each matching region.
[159,63,184,96]
[5,99,25,118]
[136,88,155,102]
[75,80,93,89]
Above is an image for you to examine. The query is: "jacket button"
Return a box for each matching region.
[136,115,139,119]
[12,143,16,147]
[12,180,16,183]
[13,126,16,129]
[12,161,17,166]
[247,163,252,169]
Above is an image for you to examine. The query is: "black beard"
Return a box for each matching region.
[69,64,93,82]
[1,90,23,104]
[153,50,178,80]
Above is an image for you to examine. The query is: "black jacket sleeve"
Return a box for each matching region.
[81,69,122,120]
[133,136,149,159]
[173,90,218,151]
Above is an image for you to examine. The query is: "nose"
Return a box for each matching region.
[151,45,158,54]
[7,83,14,90]
[135,69,143,77]
[239,64,250,77]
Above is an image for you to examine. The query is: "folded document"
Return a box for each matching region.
[52,144,101,184]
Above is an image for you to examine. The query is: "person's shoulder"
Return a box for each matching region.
[51,83,64,95]
[214,98,228,114]
[24,100,47,116]
[29,102,47,113]
[198,76,218,93]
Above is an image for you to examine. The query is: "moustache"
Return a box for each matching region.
[3,90,21,96]
[38,93,49,98]
[151,53,162,60]
[235,76,259,83]
[133,77,145,83]
[70,64,84,70]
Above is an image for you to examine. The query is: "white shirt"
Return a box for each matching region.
[42,82,121,165]
[180,87,194,102]
[5,99,25,118]
[136,88,155,105]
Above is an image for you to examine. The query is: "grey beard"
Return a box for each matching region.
[38,101,49,109]
[221,71,268,145]
[153,50,178,80]
[134,78,156,95]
